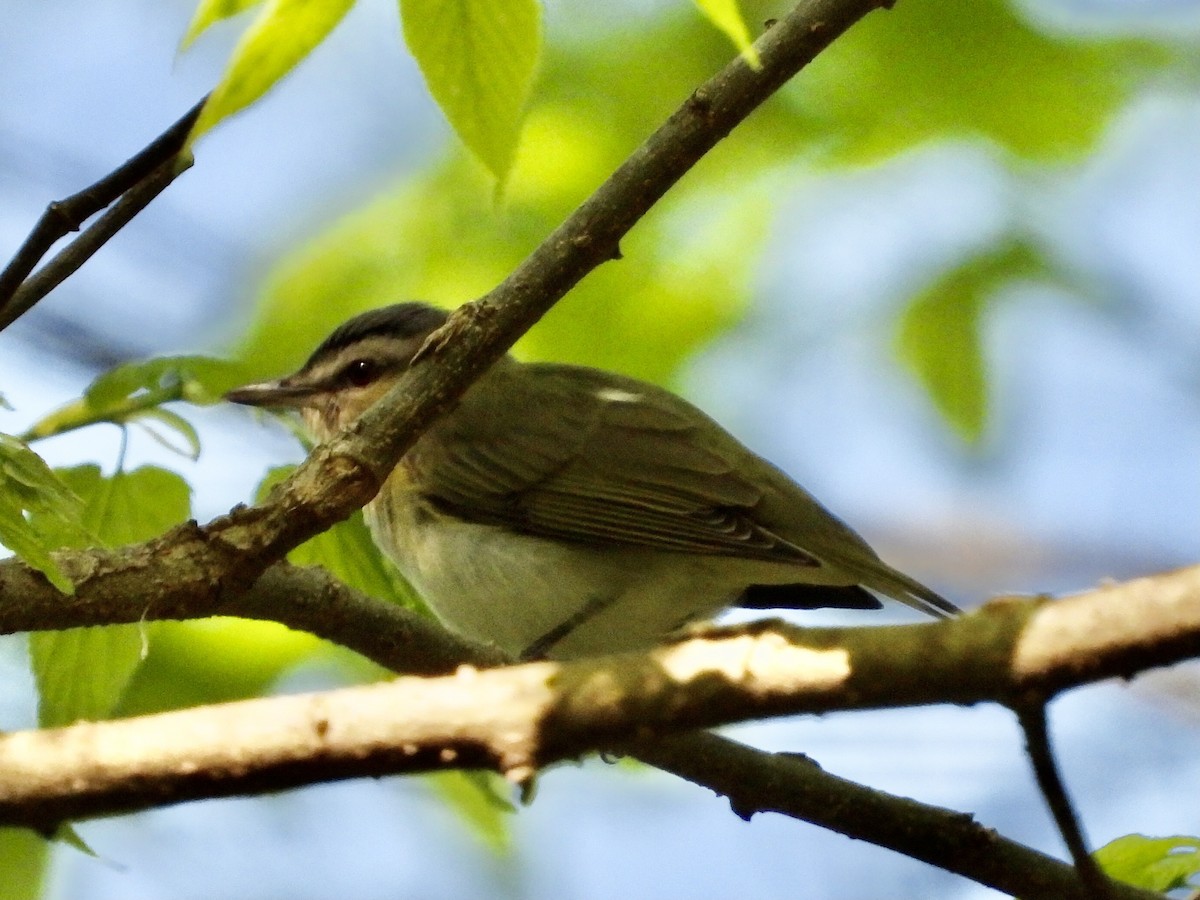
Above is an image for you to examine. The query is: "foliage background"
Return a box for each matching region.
[1,0,1198,897]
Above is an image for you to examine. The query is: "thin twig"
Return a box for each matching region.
[0,97,206,329]
[1015,699,1115,899]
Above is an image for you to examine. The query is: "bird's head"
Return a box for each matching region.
[225,303,449,441]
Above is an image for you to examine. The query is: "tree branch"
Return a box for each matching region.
[1015,700,1115,898]
[0,98,205,331]
[0,565,1197,839]
[0,554,505,674]
[154,0,896,602]
[634,731,1159,900]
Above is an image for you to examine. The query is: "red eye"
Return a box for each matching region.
[343,359,378,387]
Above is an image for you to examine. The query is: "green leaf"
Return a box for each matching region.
[400,0,541,183]
[426,770,515,854]
[30,627,145,727]
[49,465,192,548]
[895,242,1042,443]
[1095,834,1200,892]
[180,0,267,49]
[23,355,244,445]
[799,0,1170,162]
[84,355,243,408]
[0,434,87,593]
[134,408,203,460]
[190,0,357,142]
[691,0,760,68]
[28,465,192,727]
[0,829,49,900]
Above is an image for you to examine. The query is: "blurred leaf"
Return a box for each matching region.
[692,0,760,68]
[1095,834,1200,891]
[51,823,97,857]
[400,0,541,183]
[0,434,87,593]
[85,355,244,408]
[799,0,1170,162]
[895,241,1042,442]
[233,105,770,388]
[426,770,515,854]
[30,627,145,727]
[48,465,192,548]
[135,408,203,460]
[119,618,321,715]
[180,0,266,48]
[29,465,191,727]
[0,829,49,900]
[24,355,245,445]
[190,0,357,142]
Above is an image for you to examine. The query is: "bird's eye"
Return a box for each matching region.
[342,359,379,387]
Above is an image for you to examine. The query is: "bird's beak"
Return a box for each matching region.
[225,377,320,410]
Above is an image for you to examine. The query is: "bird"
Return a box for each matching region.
[226,302,958,660]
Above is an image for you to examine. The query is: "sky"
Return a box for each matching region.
[1,1,1199,898]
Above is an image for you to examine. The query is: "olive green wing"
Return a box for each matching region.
[407,363,821,567]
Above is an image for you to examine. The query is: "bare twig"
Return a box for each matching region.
[0,97,205,330]
[1015,700,1116,898]
[634,731,1159,900]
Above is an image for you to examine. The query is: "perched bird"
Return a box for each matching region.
[227,303,957,660]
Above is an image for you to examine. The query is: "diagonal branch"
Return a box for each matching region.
[635,731,1159,900]
[0,98,205,331]
[1015,700,1115,898]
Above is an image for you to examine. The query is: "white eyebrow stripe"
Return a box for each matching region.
[595,387,643,404]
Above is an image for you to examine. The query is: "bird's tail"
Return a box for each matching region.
[841,556,960,620]
[874,565,959,619]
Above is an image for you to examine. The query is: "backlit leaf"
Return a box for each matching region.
[400,0,541,183]
[426,771,515,854]
[0,829,49,900]
[29,465,191,727]
[0,435,87,593]
[692,0,760,68]
[190,0,357,142]
[180,0,266,49]
[1095,834,1200,892]
[798,0,1169,162]
[895,241,1042,442]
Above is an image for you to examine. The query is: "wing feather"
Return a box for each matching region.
[407,363,818,566]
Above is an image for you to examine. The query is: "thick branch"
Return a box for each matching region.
[0,553,505,675]
[1,565,1198,834]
